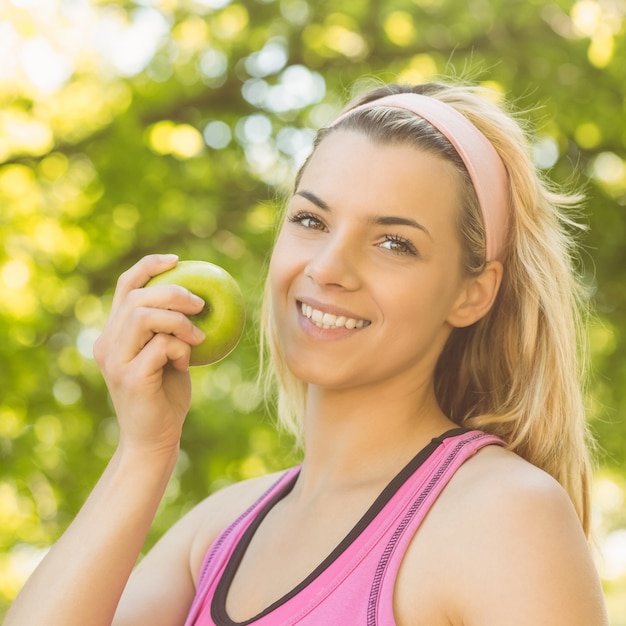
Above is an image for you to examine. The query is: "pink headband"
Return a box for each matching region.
[330,93,510,261]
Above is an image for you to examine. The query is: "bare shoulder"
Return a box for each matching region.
[450,443,574,516]
[400,445,608,625]
[113,470,289,625]
[186,470,289,580]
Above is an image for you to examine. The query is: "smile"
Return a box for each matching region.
[300,302,370,330]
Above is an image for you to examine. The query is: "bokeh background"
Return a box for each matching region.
[1,0,625,621]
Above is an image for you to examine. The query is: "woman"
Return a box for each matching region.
[6,82,608,625]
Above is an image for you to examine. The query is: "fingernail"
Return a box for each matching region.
[191,293,205,306]
[193,326,206,341]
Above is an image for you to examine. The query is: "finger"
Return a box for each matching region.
[97,284,205,371]
[134,283,205,316]
[117,308,206,364]
[103,284,204,360]
[134,332,193,375]
[111,254,179,313]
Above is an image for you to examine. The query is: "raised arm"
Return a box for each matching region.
[5,254,207,626]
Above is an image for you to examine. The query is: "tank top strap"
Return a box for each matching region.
[368,430,504,625]
[185,466,301,626]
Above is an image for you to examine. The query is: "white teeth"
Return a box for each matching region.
[300,302,369,330]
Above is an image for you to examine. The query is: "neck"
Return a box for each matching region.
[296,377,456,496]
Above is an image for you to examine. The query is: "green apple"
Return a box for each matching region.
[145,260,245,366]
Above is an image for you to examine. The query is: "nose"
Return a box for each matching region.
[304,230,362,291]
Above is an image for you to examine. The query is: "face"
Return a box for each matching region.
[268,130,473,393]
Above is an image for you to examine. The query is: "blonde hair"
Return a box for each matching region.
[260,81,594,535]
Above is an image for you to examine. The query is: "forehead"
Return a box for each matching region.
[297,130,462,218]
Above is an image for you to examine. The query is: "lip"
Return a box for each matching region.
[295,298,372,340]
[297,297,370,323]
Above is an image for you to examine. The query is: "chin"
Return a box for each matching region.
[292,367,371,394]
[286,356,350,389]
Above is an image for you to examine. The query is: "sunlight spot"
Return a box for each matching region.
[203,120,232,149]
[236,114,272,144]
[0,284,37,319]
[10,0,44,7]
[245,39,288,78]
[212,229,246,259]
[263,65,325,113]
[0,482,26,527]
[280,0,309,24]
[245,202,277,233]
[571,0,602,37]
[595,476,624,510]
[588,320,616,357]
[244,141,278,176]
[198,48,228,79]
[232,381,261,413]
[169,124,204,159]
[532,135,560,169]
[173,16,210,53]
[20,36,74,92]
[194,0,232,9]
[0,407,24,439]
[384,11,416,46]
[148,120,176,154]
[77,327,100,359]
[52,378,82,406]
[241,78,269,107]
[34,415,63,446]
[0,21,20,82]
[112,203,140,229]
[588,33,614,67]
[32,220,64,254]
[1,110,54,157]
[397,54,438,84]
[148,121,204,158]
[74,294,103,326]
[38,153,69,181]
[96,7,170,77]
[276,126,315,168]
[324,25,368,59]
[211,4,249,39]
[602,529,626,580]
[575,121,602,149]
[1,259,31,290]
[590,152,625,184]
[479,81,506,102]
[58,345,85,376]
[239,455,267,479]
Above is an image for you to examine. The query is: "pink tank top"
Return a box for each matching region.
[184,429,504,625]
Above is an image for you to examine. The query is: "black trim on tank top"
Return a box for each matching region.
[211,427,469,626]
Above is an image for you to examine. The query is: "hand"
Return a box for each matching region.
[93,254,207,455]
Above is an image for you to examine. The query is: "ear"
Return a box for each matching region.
[447,261,504,328]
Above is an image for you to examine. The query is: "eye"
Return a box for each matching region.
[287,211,327,231]
[379,234,418,256]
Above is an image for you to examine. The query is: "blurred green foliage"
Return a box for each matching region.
[1,0,625,621]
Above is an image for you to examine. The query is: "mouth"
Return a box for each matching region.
[299,301,371,330]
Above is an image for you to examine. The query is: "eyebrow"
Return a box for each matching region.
[295,189,432,239]
[296,190,331,211]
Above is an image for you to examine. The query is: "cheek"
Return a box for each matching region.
[268,234,290,290]
[269,226,312,280]
[381,270,461,330]
[268,232,301,309]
